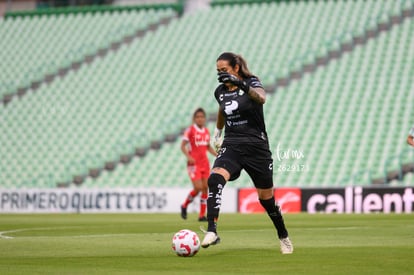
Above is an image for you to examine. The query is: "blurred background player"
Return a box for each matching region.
[407,125,414,147]
[180,108,217,221]
[201,52,293,254]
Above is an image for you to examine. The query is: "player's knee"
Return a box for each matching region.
[257,188,274,200]
[193,181,203,191]
[211,167,231,180]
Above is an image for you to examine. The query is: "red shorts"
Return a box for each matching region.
[187,163,210,181]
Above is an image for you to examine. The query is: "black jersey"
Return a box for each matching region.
[214,76,269,144]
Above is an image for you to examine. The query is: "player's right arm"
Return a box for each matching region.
[181,139,195,164]
[181,128,195,164]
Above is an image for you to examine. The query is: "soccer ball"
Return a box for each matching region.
[171,229,200,257]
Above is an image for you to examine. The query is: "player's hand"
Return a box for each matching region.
[214,136,223,152]
[218,72,239,84]
[187,156,195,165]
[217,72,249,92]
[213,127,223,152]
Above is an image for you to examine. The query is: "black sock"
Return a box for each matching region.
[259,197,289,239]
[206,173,226,233]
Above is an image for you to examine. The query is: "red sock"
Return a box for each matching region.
[183,189,198,208]
[199,193,208,217]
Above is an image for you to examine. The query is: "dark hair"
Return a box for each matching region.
[193,107,206,119]
[216,52,257,79]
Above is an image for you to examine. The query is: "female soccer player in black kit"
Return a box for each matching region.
[201,52,293,254]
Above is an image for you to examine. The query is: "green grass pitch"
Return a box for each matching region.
[1,213,413,274]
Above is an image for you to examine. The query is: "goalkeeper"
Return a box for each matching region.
[201,52,293,254]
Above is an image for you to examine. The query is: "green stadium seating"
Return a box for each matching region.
[0,8,176,98]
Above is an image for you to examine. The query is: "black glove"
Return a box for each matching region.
[217,72,249,92]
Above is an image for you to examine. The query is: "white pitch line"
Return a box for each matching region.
[0,226,82,240]
[0,226,370,240]
[65,233,144,238]
[0,227,162,239]
[0,229,27,239]
[301,226,372,231]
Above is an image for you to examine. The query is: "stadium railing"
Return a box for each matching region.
[380,148,414,184]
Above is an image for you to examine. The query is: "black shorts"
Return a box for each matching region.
[213,142,273,189]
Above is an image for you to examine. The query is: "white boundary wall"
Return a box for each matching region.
[0,187,238,213]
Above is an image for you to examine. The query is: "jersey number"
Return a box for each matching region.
[224,100,238,115]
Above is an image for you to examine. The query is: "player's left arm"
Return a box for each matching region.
[245,77,266,104]
[246,86,266,104]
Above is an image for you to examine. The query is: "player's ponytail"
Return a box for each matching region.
[217,52,258,80]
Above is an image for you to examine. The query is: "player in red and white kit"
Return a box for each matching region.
[180,108,217,221]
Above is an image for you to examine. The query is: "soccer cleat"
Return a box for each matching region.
[180,205,187,220]
[198,216,208,222]
[279,237,293,254]
[201,231,220,248]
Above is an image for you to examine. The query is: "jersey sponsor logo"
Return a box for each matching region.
[224,92,237,97]
[227,114,240,119]
[231,120,247,126]
[224,100,238,115]
[226,120,248,127]
[194,141,209,146]
[219,94,224,101]
[194,134,209,146]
